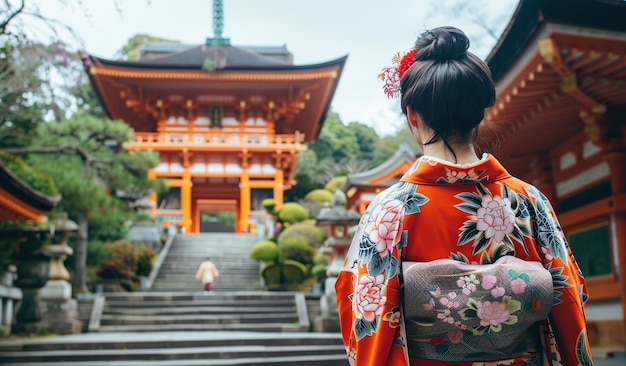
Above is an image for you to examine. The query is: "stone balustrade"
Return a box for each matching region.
[0,267,22,336]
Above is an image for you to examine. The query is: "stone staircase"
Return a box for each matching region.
[0,233,348,365]
[0,331,347,365]
[97,291,309,333]
[150,233,262,292]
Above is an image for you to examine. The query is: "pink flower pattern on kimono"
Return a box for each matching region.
[445,167,480,183]
[353,274,387,322]
[476,195,515,243]
[364,198,405,257]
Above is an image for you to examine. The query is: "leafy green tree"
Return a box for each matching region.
[6,115,161,292]
[0,41,81,147]
[308,111,359,161]
[285,149,324,202]
[348,121,379,162]
[371,125,418,166]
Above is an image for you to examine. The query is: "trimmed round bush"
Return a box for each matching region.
[324,176,347,193]
[262,198,277,212]
[249,240,279,263]
[304,189,333,204]
[277,236,315,266]
[313,253,328,266]
[277,222,327,248]
[311,263,328,278]
[281,259,307,284]
[277,202,309,223]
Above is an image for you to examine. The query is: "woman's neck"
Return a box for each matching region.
[420,140,480,165]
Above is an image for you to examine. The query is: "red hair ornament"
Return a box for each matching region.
[379,49,416,98]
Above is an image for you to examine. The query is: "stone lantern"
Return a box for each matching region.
[39,213,83,334]
[314,190,361,332]
[11,227,51,334]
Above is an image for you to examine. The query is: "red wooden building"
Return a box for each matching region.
[481,0,626,351]
[82,15,346,234]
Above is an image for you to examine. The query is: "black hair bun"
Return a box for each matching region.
[414,26,470,61]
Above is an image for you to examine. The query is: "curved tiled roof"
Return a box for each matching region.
[486,0,626,82]
[343,143,419,188]
[137,44,292,68]
[0,160,60,216]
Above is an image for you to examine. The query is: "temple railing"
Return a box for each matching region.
[129,132,305,149]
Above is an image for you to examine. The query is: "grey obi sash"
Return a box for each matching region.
[402,256,553,361]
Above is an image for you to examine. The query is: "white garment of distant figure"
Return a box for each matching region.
[195,258,219,292]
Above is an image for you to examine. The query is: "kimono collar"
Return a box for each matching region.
[400,153,511,185]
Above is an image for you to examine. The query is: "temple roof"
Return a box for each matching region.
[139,42,294,65]
[478,0,626,178]
[343,143,419,188]
[82,49,347,140]
[0,160,60,222]
[487,0,626,81]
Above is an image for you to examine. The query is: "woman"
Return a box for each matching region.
[335,26,592,366]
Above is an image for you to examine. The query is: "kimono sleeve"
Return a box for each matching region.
[529,188,593,366]
[335,194,409,366]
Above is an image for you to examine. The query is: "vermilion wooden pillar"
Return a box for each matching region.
[239,173,250,233]
[274,169,284,208]
[181,170,193,233]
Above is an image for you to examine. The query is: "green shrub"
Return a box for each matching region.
[281,259,307,284]
[249,240,279,263]
[313,253,328,266]
[278,236,315,266]
[262,198,277,213]
[311,263,328,278]
[259,259,308,289]
[0,151,58,195]
[311,253,328,280]
[304,189,333,204]
[136,246,156,277]
[85,240,111,267]
[324,176,347,193]
[95,241,139,280]
[277,222,327,248]
[276,202,309,224]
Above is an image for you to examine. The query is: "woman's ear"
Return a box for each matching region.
[406,106,420,129]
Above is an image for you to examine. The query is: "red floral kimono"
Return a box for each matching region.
[335,154,592,366]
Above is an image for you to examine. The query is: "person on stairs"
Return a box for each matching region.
[195,257,220,292]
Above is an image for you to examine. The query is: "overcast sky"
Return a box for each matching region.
[35,0,519,135]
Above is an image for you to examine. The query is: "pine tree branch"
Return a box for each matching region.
[3,143,111,165]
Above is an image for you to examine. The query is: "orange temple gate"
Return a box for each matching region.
[83,28,345,234]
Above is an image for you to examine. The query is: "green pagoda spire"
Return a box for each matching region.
[206,0,230,45]
[213,0,223,43]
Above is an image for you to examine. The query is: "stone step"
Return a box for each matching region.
[97,323,306,332]
[101,292,293,302]
[0,332,341,352]
[0,345,345,363]
[148,285,260,291]
[104,305,295,315]
[0,354,349,366]
[154,271,259,277]
[104,292,295,308]
[149,285,260,290]
[100,313,297,326]
[0,331,347,365]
